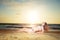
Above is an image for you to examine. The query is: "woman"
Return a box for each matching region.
[42,22,49,32]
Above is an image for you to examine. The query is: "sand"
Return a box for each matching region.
[0,30,60,40]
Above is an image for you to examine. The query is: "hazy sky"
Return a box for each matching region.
[0,0,60,24]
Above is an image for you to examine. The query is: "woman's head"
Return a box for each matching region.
[42,22,48,26]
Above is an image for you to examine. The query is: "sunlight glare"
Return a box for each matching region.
[26,9,39,24]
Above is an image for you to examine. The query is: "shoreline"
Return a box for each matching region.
[0,29,60,33]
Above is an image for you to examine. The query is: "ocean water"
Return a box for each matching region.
[48,24,60,29]
[0,24,60,30]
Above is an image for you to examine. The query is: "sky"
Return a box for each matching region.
[0,0,60,24]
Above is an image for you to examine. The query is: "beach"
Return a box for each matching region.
[0,29,60,40]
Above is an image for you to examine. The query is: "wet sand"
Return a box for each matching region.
[0,29,60,40]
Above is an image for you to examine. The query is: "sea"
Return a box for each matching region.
[0,23,60,30]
